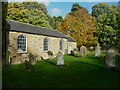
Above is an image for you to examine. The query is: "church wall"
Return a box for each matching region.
[8,31,68,64]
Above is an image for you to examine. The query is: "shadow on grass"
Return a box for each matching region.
[75,61,105,70]
[88,55,106,61]
[77,61,120,72]
[43,59,56,65]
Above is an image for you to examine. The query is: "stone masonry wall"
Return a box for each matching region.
[68,42,77,54]
[8,31,68,64]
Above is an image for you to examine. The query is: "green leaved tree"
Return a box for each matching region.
[92,3,119,51]
[7,2,52,29]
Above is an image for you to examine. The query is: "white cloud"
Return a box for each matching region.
[39,0,50,6]
[52,8,62,14]
[40,2,50,6]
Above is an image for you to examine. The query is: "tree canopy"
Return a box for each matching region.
[92,3,120,50]
[56,3,98,47]
[7,2,52,29]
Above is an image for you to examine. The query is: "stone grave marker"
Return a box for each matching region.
[47,51,54,59]
[80,46,87,57]
[28,53,36,65]
[95,44,101,57]
[57,51,64,66]
[105,49,116,68]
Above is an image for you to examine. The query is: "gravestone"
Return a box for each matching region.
[95,44,101,57]
[70,50,75,56]
[73,48,80,57]
[105,50,116,68]
[73,48,79,53]
[28,53,36,65]
[24,60,33,71]
[47,51,54,59]
[57,51,64,66]
[80,46,87,57]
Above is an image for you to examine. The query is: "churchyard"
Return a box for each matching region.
[2,1,120,89]
[3,50,120,88]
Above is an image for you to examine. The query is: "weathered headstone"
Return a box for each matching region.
[28,53,36,65]
[57,51,64,66]
[70,50,75,56]
[47,51,54,59]
[80,46,87,57]
[105,50,116,68]
[73,48,80,57]
[73,48,79,53]
[95,44,101,57]
[24,60,33,71]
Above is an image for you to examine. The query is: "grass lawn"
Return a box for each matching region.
[2,52,120,88]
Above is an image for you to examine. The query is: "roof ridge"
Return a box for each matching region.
[6,19,69,39]
[6,19,57,31]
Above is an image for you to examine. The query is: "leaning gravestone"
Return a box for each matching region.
[105,50,116,68]
[80,46,87,57]
[57,51,64,66]
[95,44,101,57]
[28,53,36,65]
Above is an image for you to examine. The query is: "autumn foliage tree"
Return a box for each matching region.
[56,3,98,47]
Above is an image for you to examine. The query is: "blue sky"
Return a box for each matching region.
[46,2,118,18]
[7,0,119,18]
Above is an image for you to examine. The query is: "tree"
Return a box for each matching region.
[71,3,82,12]
[116,6,120,52]
[2,2,9,65]
[92,3,109,19]
[92,3,119,50]
[53,16,63,29]
[7,2,52,29]
[57,4,98,47]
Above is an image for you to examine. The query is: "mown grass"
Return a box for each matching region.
[2,52,120,88]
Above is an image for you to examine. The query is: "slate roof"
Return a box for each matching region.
[67,35,76,42]
[6,20,76,42]
[6,20,67,38]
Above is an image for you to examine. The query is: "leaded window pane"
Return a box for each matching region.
[18,35,27,52]
[43,38,48,51]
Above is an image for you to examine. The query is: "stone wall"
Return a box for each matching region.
[8,31,68,64]
[68,42,77,54]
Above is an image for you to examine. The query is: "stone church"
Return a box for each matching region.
[6,20,77,64]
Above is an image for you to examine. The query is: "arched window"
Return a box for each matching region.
[43,38,49,51]
[18,35,27,53]
[60,40,63,50]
